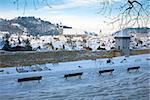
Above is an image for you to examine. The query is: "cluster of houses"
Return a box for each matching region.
[0,27,150,55]
[0,32,112,51]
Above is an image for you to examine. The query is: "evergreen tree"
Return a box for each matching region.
[25,39,32,50]
[2,34,11,50]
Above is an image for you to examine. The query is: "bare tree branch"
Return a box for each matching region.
[99,0,150,31]
[12,0,52,14]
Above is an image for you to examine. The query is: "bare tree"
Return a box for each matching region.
[98,0,150,30]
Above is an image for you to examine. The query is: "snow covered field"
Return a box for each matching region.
[0,54,150,100]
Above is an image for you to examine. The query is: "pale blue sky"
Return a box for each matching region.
[0,0,149,34]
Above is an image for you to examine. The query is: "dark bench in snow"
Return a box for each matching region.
[127,66,140,72]
[99,69,114,75]
[64,72,83,79]
[18,76,42,82]
[0,70,4,72]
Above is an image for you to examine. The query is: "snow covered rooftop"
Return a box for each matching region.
[115,30,130,38]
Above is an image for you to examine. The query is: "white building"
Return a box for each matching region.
[115,30,131,56]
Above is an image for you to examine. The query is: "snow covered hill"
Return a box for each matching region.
[0,17,60,36]
[0,54,149,100]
